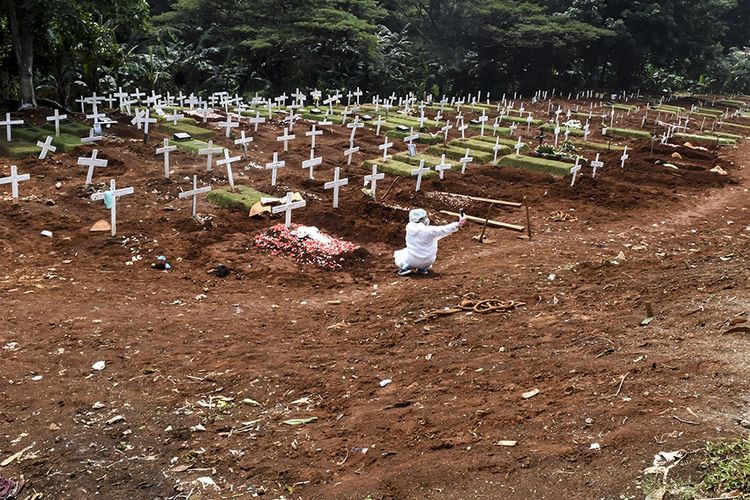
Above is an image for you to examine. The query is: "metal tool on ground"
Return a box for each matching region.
[472,203,495,243]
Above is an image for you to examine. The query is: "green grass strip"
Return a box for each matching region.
[206,185,270,211]
[605,127,651,139]
[497,154,573,177]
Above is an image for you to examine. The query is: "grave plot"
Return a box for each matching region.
[0,89,749,500]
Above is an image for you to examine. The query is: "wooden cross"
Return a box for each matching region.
[234,130,254,158]
[492,137,504,163]
[347,116,364,144]
[178,175,212,217]
[478,112,489,136]
[441,121,452,143]
[277,127,295,152]
[373,116,385,136]
[165,112,184,126]
[344,144,360,165]
[324,167,348,208]
[302,150,322,179]
[509,122,518,136]
[459,149,473,173]
[305,124,322,149]
[36,136,56,159]
[404,128,420,146]
[219,113,239,138]
[364,164,385,199]
[142,109,157,135]
[526,114,533,133]
[265,152,285,186]
[570,156,582,187]
[198,140,223,172]
[46,109,68,137]
[514,137,524,157]
[272,191,306,228]
[620,146,629,168]
[89,179,134,236]
[248,111,266,132]
[411,160,430,192]
[156,138,177,178]
[0,165,30,201]
[81,127,103,144]
[590,153,604,178]
[0,113,24,142]
[216,149,241,189]
[78,149,108,185]
[434,154,451,179]
[379,136,393,161]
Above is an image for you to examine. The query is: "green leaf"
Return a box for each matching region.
[640,317,655,326]
[282,417,318,426]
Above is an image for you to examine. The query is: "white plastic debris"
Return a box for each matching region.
[590,443,601,450]
[40,230,53,238]
[91,361,106,371]
[195,476,220,491]
[379,379,392,387]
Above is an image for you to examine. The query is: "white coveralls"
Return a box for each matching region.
[393,221,459,271]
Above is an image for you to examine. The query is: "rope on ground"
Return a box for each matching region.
[415,298,525,323]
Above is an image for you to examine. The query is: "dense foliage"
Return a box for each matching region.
[1,0,749,107]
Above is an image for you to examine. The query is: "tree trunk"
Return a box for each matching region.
[6,0,37,108]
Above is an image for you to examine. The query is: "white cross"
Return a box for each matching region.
[0,113,24,142]
[492,137,504,163]
[441,121,453,142]
[143,109,157,135]
[324,167,348,208]
[583,124,590,142]
[178,175,212,217]
[526,114,533,132]
[75,96,86,113]
[434,112,443,128]
[196,106,213,123]
[78,149,108,185]
[113,88,128,108]
[277,127,295,152]
[364,164,385,199]
[218,113,239,138]
[434,154,451,179]
[459,123,468,139]
[198,140,223,172]
[130,88,145,102]
[234,130,254,158]
[344,144,360,165]
[404,128,420,145]
[0,165,30,201]
[590,153,604,178]
[216,149,241,189]
[373,116,385,136]
[379,135,393,160]
[302,150,322,180]
[509,122,518,136]
[46,109,68,137]
[514,137,524,157]
[620,146,629,168]
[478,112,489,136]
[81,127,103,144]
[305,124,323,150]
[130,109,145,130]
[165,112,184,126]
[353,87,363,105]
[412,160,430,192]
[272,192,306,228]
[570,156,582,187]
[459,149,473,173]
[156,138,177,178]
[36,136,57,159]
[347,115,364,143]
[90,179,134,236]
[265,152,285,186]
[248,111,266,132]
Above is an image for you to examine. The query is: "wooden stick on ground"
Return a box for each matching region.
[477,202,495,242]
[524,196,532,240]
[440,210,525,232]
[380,176,400,200]
[437,192,522,207]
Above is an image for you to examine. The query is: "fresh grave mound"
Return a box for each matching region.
[254,224,363,269]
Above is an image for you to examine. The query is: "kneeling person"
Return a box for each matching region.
[394,208,466,276]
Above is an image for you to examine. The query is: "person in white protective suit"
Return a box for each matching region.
[393,208,467,276]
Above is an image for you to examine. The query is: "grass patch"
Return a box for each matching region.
[169,139,209,153]
[13,126,83,153]
[499,115,543,126]
[463,135,529,150]
[391,152,464,171]
[605,127,651,139]
[449,138,514,156]
[386,128,443,144]
[712,131,744,140]
[611,103,638,112]
[717,99,748,108]
[425,145,494,163]
[699,435,750,496]
[0,139,41,159]
[540,123,585,137]
[497,154,573,177]
[695,107,725,117]
[570,140,625,152]
[161,121,216,141]
[206,185,269,211]
[363,157,437,179]
[43,121,90,136]
[302,112,344,125]
[723,121,750,131]
[673,133,736,146]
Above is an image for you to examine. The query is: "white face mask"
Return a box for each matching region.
[423,218,430,226]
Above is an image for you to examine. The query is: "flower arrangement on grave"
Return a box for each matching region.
[534,141,585,162]
[253,224,360,270]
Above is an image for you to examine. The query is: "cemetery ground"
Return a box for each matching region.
[1,98,749,499]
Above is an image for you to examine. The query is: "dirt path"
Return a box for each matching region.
[0,103,749,499]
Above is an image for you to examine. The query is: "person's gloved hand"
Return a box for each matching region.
[458,216,467,227]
